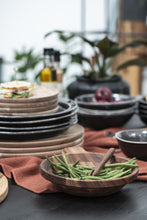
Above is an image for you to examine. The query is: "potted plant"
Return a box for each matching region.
[45,30,147,99]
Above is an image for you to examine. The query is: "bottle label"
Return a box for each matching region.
[41,69,51,82]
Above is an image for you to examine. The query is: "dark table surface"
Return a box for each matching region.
[1,114,147,220]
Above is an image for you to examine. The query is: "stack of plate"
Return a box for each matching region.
[0,85,83,158]
[0,86,58,115]
[138,96,147,124]
[0,99,78,141]
[0,124,84,158]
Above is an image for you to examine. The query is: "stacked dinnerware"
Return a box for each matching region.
[0,85,84,158]
[75,93,138,130]
[138,96,147,124]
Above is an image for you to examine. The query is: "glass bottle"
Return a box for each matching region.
[54,50,63,97]
[40,48,58,89]
[40,48,52,86]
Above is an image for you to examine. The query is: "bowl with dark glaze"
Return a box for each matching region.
[116,129,147,161]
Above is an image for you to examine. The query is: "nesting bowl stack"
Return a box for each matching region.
[0,85,84,158]
[75,93,138,130]
[138,96,147,124]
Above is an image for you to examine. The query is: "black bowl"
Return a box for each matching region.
[75,93,137,110]
[78,106,135,130]
[138,113,147,124]
[138,96,147,106]
[116,129,147,161]
[138,108,147,115]
[139,103,147,110]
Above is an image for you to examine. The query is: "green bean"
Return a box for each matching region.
[104,163,138,169]
[61,151,78,178]
[72,160,80,167]
[46,157,68,173]
[46,153,139,180]
[54,155,67,168]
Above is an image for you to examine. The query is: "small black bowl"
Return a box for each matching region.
[116,129,147,161]
[75,94,137,110]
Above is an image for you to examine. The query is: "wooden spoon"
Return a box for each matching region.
[89,147,115,176]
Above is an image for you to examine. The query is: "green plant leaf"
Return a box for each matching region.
[44,30,95,47]
[71,53,91,65]
[117,58,147,71]
[116,40,147,56]
[58,33,75,42]
[96,37,119,58]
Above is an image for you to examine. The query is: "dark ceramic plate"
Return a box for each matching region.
[0,116,78,131]
[0,117,78,141]
[0,109,78,128]
[0,99,78,121]
[75,94,137,110]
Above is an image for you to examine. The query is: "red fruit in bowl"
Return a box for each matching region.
[95,87,112,102]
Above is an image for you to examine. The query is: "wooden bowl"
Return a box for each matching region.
[40,152,139,197]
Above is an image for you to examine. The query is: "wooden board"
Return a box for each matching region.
[0,101,71,120]
[0,85,58,103]
[0,172,8,203]
[0,136,84,153]
[0,124,84,148]
[0,98,57,108]
[0,106,58,116]
[0,101,58,114]
[0,142,84,158]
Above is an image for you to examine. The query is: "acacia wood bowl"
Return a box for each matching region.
[40,152,139,197]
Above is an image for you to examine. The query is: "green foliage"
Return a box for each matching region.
[11,47,42,81]
[45,30,147,79]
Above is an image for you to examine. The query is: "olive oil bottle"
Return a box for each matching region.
[40,48,57,88]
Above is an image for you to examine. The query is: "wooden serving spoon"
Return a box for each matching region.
[89,147,115,176]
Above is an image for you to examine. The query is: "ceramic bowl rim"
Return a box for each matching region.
[78,105,135,116]
[115,129,147,144]
[75,93,137,107]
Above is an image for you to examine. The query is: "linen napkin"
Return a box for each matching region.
[0,127,147,194]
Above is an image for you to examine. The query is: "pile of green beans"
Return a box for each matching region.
[46,151,139,180]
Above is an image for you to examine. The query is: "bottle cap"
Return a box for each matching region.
[43,48,54,55]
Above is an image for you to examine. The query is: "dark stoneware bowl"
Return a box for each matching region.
[116,129,147,161]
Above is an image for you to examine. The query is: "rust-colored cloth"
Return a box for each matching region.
[84,127,125,148]
[0,156,58,193]
[0,127,147,194]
